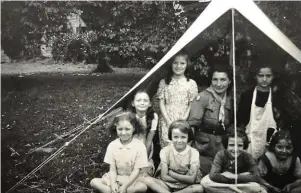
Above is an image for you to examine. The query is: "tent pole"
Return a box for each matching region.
[231,7,238,185]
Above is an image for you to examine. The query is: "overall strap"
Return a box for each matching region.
[261,154,273,172]
[287,155,298,174]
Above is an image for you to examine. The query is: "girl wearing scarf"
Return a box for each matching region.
[188,64,234,175]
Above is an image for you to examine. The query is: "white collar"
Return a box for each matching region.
[171,144,190,156]
[116,138,135,149]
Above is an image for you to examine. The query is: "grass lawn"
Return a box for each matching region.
[2,60,301,193]
[1,61,147,192]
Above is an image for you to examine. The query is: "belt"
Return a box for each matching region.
[196,125,226,136]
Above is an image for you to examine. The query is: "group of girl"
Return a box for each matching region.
[90,51,301,193]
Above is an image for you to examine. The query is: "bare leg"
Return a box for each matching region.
[173,184,204,193]
[142,177,171,193]
[90,178,111,193]
[127,181,147,193]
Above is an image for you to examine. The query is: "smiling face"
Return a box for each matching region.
[116,120,134,144]
[171,128,188,152]
[172,55,188,77]
[227,137,244,158]
[256,67,274,91]
[211,72,231,96]
[274,139,293,161]
[132,92,151,113]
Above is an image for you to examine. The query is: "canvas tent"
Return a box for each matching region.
[6,0,301,192]
[101,0,301,117]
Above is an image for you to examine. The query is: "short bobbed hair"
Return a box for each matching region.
[168,120,194,142]
[222,125,249,150]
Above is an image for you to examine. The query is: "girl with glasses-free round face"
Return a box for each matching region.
[132,91,151,113]
[274,139,293,161]
[168,121,193,152]
[227,137,244,158]
[116,120,135,145]
[171,128,189,152]
[172,55,188,77]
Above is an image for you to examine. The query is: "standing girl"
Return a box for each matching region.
[129,89,159,175]
[142,120,204,193]
[258,130,301,193]
[157,51,198,147]
[90,111,148,193]
[237,61,285,160]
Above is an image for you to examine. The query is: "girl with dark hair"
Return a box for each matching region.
[201,126,266,193]
[258,130,301,193]
[129,89,159,175]
[157,51,198,147]
[142,120,204,193]
[188,63,234,175]
[237,60,286,160]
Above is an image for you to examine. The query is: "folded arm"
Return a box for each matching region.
[169,165,198,184]
[161,163,178,183]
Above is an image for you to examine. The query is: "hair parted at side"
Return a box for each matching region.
[106,110,141,137]
[222,125,249,149]
[168,120,194,142]
[165,50,192,85]
[268,130,293,152]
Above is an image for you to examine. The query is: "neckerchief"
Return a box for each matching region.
[206,86,227,128]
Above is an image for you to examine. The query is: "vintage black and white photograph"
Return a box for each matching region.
[1,0,301,193]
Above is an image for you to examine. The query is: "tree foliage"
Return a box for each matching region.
[1,1,300,76]
[1,1,73,59]
[1,1,186,67]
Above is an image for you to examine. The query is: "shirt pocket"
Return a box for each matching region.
[204,100,219,120]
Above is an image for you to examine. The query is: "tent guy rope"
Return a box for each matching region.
[6,0,301,192]
[6,107,122,193]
